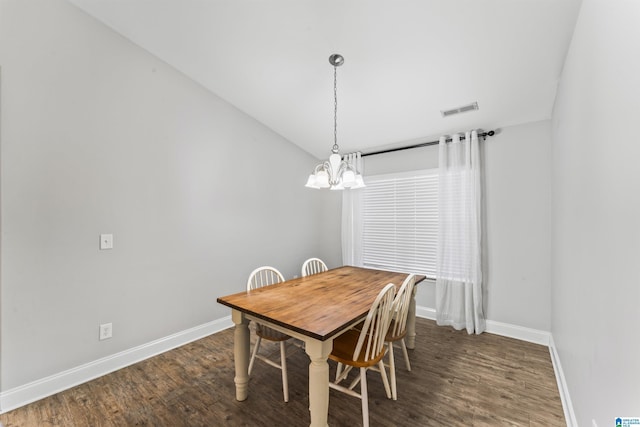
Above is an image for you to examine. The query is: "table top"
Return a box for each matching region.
[217,266,425,341]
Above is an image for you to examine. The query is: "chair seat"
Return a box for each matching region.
[329,329,386,368]
[354,318,406,338]
[256,324,290,342]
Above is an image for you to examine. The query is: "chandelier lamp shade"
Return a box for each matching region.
[305,54,365,190]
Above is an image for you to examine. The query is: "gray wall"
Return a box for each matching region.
[0,0,341,391]
[551,0,640,424]
[364,120,552,331]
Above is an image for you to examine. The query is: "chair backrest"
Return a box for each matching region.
[353,283,396,362]
[388,274,417,339]
[247,266,285,291]
[301,258,328,277]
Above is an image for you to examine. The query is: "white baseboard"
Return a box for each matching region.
[416,306,437,320]
[549,335,577,427]
[484,319,550,346]
[416,305,550,346]
[0,316,234,414]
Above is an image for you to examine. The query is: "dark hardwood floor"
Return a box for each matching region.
[0,318,565,426]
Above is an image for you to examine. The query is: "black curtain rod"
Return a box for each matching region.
[361,130,496,157]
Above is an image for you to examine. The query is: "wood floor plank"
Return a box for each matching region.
[0,318,565,426]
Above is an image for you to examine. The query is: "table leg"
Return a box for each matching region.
[406,286,418,349]
[304,338,332,427]
[232,309,250,401]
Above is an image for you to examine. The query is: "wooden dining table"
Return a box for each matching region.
[216,265,425,427]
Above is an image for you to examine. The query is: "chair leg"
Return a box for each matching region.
[337,364,353,385]
[248,336,262,376]
[335,362,343,382]
[400,338,411,371]
[378,359,392,400]
[360,367,369,427]
[388,342,397,400]
[280,341,289,402]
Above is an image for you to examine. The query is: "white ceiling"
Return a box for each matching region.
[67,0,581,159]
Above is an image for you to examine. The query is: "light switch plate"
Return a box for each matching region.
[100,234,113,250]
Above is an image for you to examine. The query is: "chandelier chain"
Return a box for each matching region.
[333,65,339,153]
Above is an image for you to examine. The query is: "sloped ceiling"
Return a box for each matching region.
[67,0,581,158]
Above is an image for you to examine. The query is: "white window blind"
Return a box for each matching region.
[362,170,438,278]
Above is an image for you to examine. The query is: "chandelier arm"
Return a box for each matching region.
[344,161,357,173]
[338,160,349,177]
[312,163,325,174]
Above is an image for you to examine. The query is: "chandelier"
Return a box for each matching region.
[305,54,365,190]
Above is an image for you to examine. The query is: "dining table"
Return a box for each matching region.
[216,265,426,427]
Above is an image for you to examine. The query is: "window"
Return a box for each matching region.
[361,169,437,278]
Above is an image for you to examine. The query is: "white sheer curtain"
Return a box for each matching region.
[341,152,364,266]
[436,130,485,334]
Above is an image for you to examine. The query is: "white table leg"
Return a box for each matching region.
[232,309,250,401]
[304,338,332,427]
[406,286,418,349]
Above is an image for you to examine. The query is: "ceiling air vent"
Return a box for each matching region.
[441,102,479,117]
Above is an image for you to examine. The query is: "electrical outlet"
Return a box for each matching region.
[99,323,113,340]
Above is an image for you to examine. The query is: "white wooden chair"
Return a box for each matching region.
[301,257,328,277]
[246,266,292,402]
[384,273,417,400]
[328,283,396,427]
